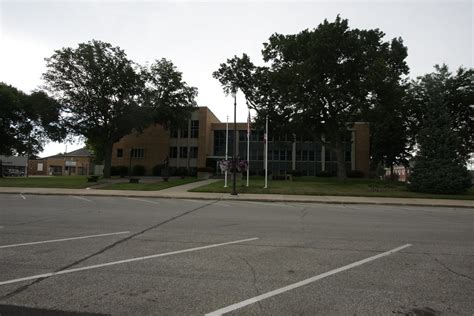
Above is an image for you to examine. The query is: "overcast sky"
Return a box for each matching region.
[0,0,472,157]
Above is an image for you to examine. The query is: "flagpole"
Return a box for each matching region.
[224,115,228,188]
[264,115,268,189]
[246,110,250,187]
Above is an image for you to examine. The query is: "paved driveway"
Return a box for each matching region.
[0,194,472,315]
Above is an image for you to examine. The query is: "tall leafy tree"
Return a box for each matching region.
[214,16,409,180]
[43,40,197,178]
[409,82,471,193]
[0,83,64,157]
[407,65,474,161]
[43,40,144,178]
[143,58,198,129]
[408,64,473,194]
[369,80,411,178]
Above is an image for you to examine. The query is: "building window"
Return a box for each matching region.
[191,120,199,138]
[131,148,144,158]
[117,148,123,158]
[302,150,308,161]
[309,150,314,161]
[189,147,198,159]
[181,126,189,138]
[214,130,233,156]
[179,147,188,158]
[239,130,247,141]
[170,127,178,138]
[170,147,178,158]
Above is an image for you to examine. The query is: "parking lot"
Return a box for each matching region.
[0,194,473,315]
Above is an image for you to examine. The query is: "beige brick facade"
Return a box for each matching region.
[111,107,371,177]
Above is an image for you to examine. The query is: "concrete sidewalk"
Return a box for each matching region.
[0,179,473,208]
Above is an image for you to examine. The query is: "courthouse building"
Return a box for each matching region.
[111,107,370,176]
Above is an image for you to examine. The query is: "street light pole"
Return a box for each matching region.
[231,90,238,195]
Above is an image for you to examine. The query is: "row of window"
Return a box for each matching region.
[117,148,145,158]
[170,120,200,139]
[169,147,198,159]
[235,131,353,143]
[117,147,199,159]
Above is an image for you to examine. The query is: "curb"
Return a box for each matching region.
[0,190,473,209]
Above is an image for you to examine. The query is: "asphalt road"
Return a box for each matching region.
[0,194,472,315]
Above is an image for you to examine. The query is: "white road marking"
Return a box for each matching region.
[0,231,131,249]
[206,244,412,316]
[126,197,161,205]
[20,194,26,200]
[0,237,259,286]
[70,196,93,202]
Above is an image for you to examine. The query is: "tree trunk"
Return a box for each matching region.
[0,159,3,178]
[103,142,113,178]
[335,140,347,181]
[390,164,394,181]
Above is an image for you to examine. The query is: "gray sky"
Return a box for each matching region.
[0,0,472,157]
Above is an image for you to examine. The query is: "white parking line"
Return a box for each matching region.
[206,244,412,316]
[20,194,26,200]
[126,197,161,205]
[0,231,131,249]
[70,196,93,202]
[0,237,259,286]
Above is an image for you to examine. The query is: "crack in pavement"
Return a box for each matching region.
[239,255,264,314]
[0,199,219,300]
[429,255,474,282]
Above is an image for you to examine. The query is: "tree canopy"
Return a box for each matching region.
[213,16,409,180]
[406,64,474,162]
[0,83,64,157]
[43,40,197,177]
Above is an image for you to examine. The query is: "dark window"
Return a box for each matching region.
[325,149,332,162]
[191,120,199,138]
[214,130,234,156]
[273,150,279,161]
[117,149,123,158]
[287,150,292,161]
[280,150,286,161]
[170,147,178,158]
[302,150,308,161]
[345,150,352,162]
[170,127,178,138]
[309,150,315,161]
[181,126,189,138]
[131,148,144,158]
[239,130,247,141]
[189,147,198,158]
[179,147,188,158]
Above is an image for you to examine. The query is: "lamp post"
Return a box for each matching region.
[231,90,238,195]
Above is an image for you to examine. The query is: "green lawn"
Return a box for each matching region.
[190,176,474,200]
[0,176,92,189]
[99,178,199,191]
